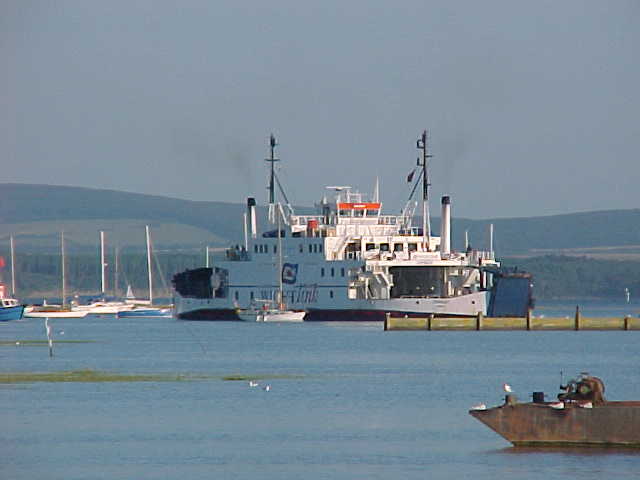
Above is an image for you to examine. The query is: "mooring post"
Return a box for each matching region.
[428,314,433,331]
[526,308,532,331]
[384,312,390,331]
[574,305,581,331]
[624,316,630,331]
[477,311,483,331]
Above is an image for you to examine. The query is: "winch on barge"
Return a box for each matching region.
[173,131,532,321]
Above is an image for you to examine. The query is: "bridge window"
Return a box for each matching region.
[380,243,390,252]
[309,244,313,253]
[408,243,418,252]
[394,244,404,252]
[331,268,335,277]
[341,268,345,277]
[254,245,258,253]
[319,244,323,253]
[366,243,376,251]
[321,268,325,277]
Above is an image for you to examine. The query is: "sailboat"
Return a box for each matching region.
[25,232,88,318]
[237,209,305,322]
[118,225,171,318]
[0,236,25,321]
[73,231,134,315]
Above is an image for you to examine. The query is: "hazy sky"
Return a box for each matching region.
[2,0,638,219]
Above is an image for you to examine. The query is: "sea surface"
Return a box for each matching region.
[2,300,640,480]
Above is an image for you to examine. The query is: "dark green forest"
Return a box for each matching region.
[501,256,640,300]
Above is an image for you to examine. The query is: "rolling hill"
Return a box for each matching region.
[1,183,640,257]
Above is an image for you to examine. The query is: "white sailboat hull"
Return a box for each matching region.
[237,309,306,322]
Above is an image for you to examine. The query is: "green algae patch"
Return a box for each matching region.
[0,370,306,384]
[1,340,96,347]
[222,374,305,381]
[0,369,197,384]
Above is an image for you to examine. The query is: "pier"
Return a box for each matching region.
[384,308,640,331]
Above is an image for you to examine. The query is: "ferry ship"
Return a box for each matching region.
[173,131,532,321]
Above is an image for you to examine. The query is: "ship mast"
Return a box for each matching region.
[416,130,432,250]
[266,133,279,224]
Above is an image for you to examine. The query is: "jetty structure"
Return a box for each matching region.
[172,131,532,321]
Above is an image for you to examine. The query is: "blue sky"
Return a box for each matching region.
[2,0,638,218]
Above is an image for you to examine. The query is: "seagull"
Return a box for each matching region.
[263,385,271,392]
[249,381,258,387]
[503,383,513,393]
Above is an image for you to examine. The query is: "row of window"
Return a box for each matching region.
[253,243,324,254]
[363,242,418,252]
[321,267,345,277]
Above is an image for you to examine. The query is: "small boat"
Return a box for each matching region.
[72,300,134,314]
[237,300,306,322]
[0,293,24,322]
[469,373,640,447]
[117,306,172,318]
[24,305,89,318]
[24,232,88,319]
[236,210,305,323]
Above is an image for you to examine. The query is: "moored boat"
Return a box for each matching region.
[1,296,24,321]
[117,307,172,318]
[24,305,89,318]
[237,300,305,322]
[469,373,640,447]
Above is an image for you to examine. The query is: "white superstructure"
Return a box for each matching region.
[173,132,499,321]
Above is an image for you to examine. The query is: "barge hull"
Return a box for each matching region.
[470,402,640,447]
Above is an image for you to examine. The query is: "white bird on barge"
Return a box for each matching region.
[173,132,529,321]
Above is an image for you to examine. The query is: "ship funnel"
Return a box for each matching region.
[247,197,257,238]
[440,196,451,257]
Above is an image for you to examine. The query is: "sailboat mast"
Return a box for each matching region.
[145,225,153,305]
[100,230,106,295]
[114,245,119,298]
[416,130,432,251]
[61,231,66,308]
[277,210,284,308]
[10,235,16,297]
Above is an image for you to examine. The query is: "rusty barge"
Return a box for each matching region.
[469,374,640,447]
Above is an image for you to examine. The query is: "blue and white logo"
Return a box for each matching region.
[282,263,298,284]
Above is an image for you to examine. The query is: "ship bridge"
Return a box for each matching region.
[289,186,414,239]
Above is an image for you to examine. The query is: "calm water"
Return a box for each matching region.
[2,300,640,480]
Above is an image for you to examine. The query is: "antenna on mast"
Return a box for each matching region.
[416,130,432,251]
[266,133,280,223]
